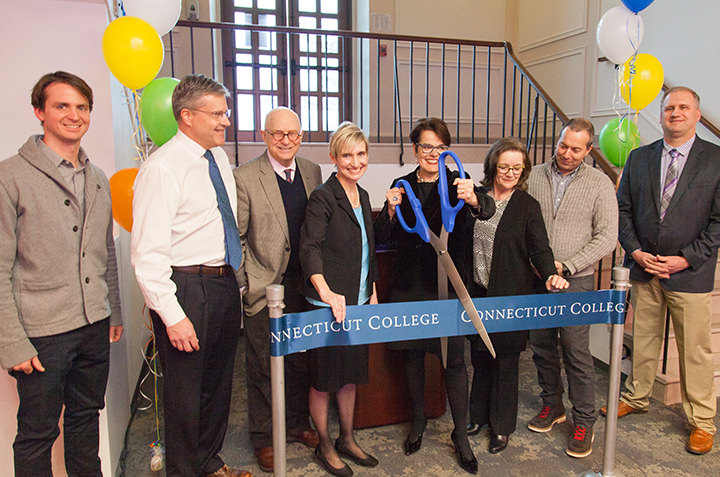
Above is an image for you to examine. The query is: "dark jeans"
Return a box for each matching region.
[11,318,110,477]
[151,269,241,477]
[244,288,312,449]
[529,275,597,428]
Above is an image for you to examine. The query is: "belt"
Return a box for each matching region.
[171,265,234,276]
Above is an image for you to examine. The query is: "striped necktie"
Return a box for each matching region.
[284,168,293,183]
[660,148,680,220]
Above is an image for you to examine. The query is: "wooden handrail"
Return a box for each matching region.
[176,20,507,48]
[506,43,618,182]
[174,20,620,182]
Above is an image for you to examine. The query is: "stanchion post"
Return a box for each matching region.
[601,266,630,477]
[267,284,286,477]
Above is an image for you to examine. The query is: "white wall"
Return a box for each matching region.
[368,0,506,40]
[630,1,720,145]
[508,0,599,128]
[0,1,134,476]
[0,0,115,170]
[508,0,720,147]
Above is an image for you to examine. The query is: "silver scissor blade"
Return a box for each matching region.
[429,234,496,359]
[438,229,449,368]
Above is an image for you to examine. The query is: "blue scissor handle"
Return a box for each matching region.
[437,151,466,233]
[393,179,431,243]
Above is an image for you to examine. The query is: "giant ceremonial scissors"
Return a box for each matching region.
[394,151,496,362]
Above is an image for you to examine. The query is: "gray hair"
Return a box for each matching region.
[172,74,229,121]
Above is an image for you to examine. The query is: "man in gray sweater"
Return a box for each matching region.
[526,118,618,458]
[0,72,123,476]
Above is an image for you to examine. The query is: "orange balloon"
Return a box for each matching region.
[109,168,139,232]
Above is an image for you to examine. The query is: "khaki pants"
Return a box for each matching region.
[622,277,716,434]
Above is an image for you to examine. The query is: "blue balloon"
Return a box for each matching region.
[621,0,654,13]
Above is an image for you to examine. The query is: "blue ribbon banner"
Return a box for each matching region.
[270,290,627,357]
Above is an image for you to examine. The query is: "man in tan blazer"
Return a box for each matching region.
[234,107,322,472]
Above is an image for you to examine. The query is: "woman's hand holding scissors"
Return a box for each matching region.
[454,178,478,208]
[385,187,405,219]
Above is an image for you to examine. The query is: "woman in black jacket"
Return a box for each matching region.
[374,118,494,474]
[466,137,568,454]
[300,122,378,476]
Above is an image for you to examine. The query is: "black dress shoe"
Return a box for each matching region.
[314,446,353,476]
[334,439,379,467]
[404,432,423,455]
[466,423,481,436]
[404,419,426,455]
[451,432,478,474]
[489,432,509,454]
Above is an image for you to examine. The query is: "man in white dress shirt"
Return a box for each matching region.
[132,74,251,477]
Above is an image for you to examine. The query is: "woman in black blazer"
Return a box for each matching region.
[466,137,568,454]
[299,122,378,476]
[374,118,494,474]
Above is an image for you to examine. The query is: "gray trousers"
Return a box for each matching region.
[244,280,311,450]
[529,275,597,428]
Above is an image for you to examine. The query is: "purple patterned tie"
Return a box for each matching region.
[660,149,680,220]
[284,168,293,183]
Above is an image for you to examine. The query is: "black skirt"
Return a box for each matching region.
[305,302,369,393]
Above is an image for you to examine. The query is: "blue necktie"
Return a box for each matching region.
[204,150,243,270]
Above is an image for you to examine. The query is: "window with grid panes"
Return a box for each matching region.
[221,0,351,142]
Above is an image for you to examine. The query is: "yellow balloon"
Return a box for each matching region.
[102,16,164,90]
[621,53,664,111]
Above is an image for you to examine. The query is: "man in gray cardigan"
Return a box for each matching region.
[0,71,123,476]
[526,118,618,458]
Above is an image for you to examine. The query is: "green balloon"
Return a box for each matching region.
[140,77,180,146]
[599,117,641,168]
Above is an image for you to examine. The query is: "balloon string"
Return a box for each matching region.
[626,13,640,54]
[611,61,638,171]
[130,89,149,163]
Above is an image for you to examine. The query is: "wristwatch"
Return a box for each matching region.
[562,264,572,277]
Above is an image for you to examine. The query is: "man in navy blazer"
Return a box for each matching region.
[610,86,719,455]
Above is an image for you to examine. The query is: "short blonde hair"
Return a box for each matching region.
[329,122,368,159]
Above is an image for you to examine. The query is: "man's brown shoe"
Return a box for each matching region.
[254,447,273,473]
[599,400,646,418]
[205,464,253,477]
[686,428,713,455]
[288,428,320,448]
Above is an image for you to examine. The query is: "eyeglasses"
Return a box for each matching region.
[416,143,449,155]
[266,130,302,142]
[497,165,524,175]
[191,109,232,120]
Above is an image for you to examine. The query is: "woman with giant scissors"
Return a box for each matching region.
[375,118,495,474]
[300,122,379,476]
[466,137,568,454]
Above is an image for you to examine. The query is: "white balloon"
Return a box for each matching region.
[123,0,182,37]
[596,6,644,65]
